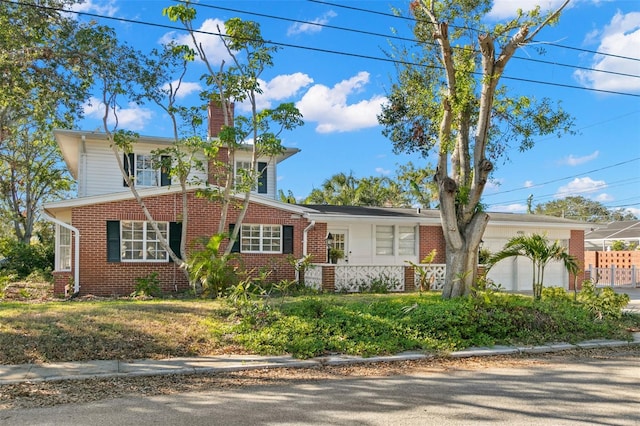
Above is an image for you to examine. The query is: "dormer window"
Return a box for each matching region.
[123,153,171,187]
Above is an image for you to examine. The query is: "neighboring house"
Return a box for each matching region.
[43,105,590,297]
[584,220,640,251]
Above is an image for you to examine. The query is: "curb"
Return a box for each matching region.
[1,333,638,385]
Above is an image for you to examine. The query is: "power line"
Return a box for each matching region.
[483,157,640,198]
[308,0,640,63]
[190,1,640,81]
[11,0,639,98]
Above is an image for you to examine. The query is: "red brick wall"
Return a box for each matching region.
[63,191,313,296]
[586,250,640,268]
[419,225,446,263]
[569,229,586,290]
[208,102,234,138]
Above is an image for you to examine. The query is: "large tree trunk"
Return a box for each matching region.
[440,209,489,298]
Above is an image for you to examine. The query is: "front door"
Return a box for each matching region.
[329,230,349,264]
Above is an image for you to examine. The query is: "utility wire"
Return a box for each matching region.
[9,0,639,98]
[309,0,640,62]
[190,1,640,81]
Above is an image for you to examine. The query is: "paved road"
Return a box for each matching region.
[3,355,639,425]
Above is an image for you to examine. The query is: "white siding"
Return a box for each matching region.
[81,139,208,197]
[234,152,277,199]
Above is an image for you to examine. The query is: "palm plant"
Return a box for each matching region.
[487,233,578,300]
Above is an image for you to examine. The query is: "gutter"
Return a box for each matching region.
[302,220,316,256]
[41,210,80,295]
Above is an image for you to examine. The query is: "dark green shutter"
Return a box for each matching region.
[160,155,171,187]
[169,222,182,262]
[283,225,294,254]
[257,162,267,194]
[123,153,135,187]
[229,224,240,253]
[106,221,120,262]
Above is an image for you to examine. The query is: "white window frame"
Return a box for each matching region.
[375,225,416,256]
[135,154,160,187]
[240,224,282,253]
[120,221,169,262]
[56,225,72,271]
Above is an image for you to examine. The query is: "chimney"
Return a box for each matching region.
[208,102,234,139]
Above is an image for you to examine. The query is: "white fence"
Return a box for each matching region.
[304,264,447,293]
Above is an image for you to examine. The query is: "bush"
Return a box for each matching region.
[577,281,630,319]
[131,272,162,298]
[0,238,53,280]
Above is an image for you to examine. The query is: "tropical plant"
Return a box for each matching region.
[186,234,240,298]
[487,233,578,300]
[378,0,574,298]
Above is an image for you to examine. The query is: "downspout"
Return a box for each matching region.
[303,220,315,256]
[41,210,80,295]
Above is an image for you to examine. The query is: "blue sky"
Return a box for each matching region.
[72,0,640,218]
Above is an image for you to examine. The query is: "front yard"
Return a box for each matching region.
[1,288,638,364]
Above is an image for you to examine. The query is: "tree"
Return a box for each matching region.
[304,172,411,207]
[379,0,573,298]
[0,0,101,242]
[535,196,637,222]
[488,233,578,300]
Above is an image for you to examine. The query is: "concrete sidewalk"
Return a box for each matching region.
[1,333,638,385]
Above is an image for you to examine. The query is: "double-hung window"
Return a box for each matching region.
[240,224,282,253]
[120,221,168,262]
[56,225,72,271]
[234,161,268,194]
[123,154,171,187]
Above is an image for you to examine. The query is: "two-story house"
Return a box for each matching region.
[43,105,590,297]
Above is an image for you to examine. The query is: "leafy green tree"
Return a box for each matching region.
[304,172,411,207]
[379,0,573,298]
[164,4,303,255]
[488,233,578,300]
[395,162,437,208]
[0,0,102,242]
[535,196,637,222]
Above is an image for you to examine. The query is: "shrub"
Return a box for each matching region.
[577,281,630,319]
[0,237,53,280]
[131,272,162,298]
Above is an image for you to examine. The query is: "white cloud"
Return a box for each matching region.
[555,176,607,198]
[375,167,391,175]
[574,11,640,93]
[287,11,337,36]
[560,150,600,166]
[161,81,202,100]
[594,192,613,202]
[83,97,153,131]
[159,18,230,66]
[296,71,387,133]
[70,0,118,17]
[237,73,314,112]
[626,207,640,218]
[524,180,535,188]
[488,0,570,20]
[491,203,528,213]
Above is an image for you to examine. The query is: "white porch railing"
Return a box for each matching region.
[303,263,448,293]
[334,265,404,292]
[414,264,447,291]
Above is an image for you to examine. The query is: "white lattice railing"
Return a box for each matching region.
[414,264,447,291]
[303,264,322,290]
[335,265,405,292]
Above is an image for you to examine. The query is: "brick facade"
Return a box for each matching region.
[419,225,446,263]
[53,190,322,297]
[568,229,586,290]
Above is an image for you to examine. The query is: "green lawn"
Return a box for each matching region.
[0,291,637,363]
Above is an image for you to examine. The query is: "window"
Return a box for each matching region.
[241,224,281,253]
[376,225,394,255]
[375,225,416,256]
[234,161,268,194]
[136,155,158,186]
[56,225,72,271]
[123,154,170,187]
[399,226,416,255]
[120,221,168,262]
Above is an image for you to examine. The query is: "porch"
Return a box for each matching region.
[303,264,447,293]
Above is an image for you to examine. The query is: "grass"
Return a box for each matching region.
[1,289,638,364]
